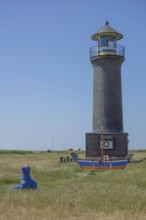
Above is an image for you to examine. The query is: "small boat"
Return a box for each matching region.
[71,128,128,172]
[71,152,128,172]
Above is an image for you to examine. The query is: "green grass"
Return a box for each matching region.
[0,151,146,220]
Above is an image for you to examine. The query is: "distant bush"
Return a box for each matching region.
[129,149,146,153]
[0,150,34,154]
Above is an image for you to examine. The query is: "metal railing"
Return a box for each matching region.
[90,44,125,59]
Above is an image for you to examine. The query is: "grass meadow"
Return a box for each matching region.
[0,150,146,220]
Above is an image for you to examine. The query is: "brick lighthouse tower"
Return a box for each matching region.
[86,22,128,157]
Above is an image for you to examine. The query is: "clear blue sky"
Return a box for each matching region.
[0,0,146,151]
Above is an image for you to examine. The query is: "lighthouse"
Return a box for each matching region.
[86,22,128,157]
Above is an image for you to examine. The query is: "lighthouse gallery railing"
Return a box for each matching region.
[90,44,125,58]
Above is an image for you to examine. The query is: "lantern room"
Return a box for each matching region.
[90,21,124,57]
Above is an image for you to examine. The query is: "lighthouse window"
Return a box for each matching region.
[100,36,116,48]
[100,36,108,47]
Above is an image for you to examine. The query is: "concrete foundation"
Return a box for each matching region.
[86,132,128,157]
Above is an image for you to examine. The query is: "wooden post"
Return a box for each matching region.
[101,127,104,162]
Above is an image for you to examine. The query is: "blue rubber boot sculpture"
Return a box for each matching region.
[11,165,37,190]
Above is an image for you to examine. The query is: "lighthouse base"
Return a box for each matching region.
[86,132,128,157]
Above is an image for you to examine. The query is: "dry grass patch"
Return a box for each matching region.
[0,151,146,219]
